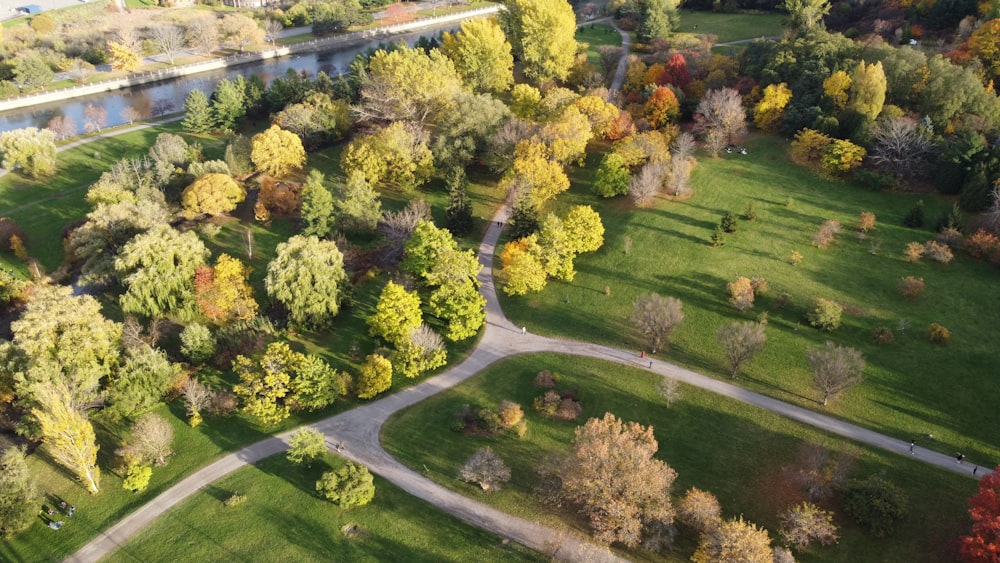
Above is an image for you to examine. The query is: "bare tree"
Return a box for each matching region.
[378,199,431,264]
[666,154,693,196]
[984,182,1000,233]
[806,342,865,405]
[70,58,95,84]
[598,45,624,79]
[458,447,511,492]
[630,293,684,353]
[121,106,142,125]
[673,132,697,160]
[264,19,283,48]
[151,24,186,65]
[116,413,174,466]
[870,117,933,177]
[409,323,445,353]
[83,104,107,133]
[694,88,747,148]
[629,161,667,207]
[221,13,264,52]
[46,116,77,140]
[716,321,767,378]
[182,379,212,417]
[779,502,839,550]
[115,27,142,54]
[657,377,682,407]
[186,15,219,55]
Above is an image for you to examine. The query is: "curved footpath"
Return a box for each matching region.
[66,21,986,563]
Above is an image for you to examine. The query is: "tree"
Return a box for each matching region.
[842,476,907,537]
[221,13,264,52]
[116,224,210,319]
[848,61,887,123]
[726,276,754,310]
[806,297,842,330]
[122,463,152,493]
[194,254,258,322]
[106,346,179,420]
[0,128,57,178]
[502,140,570,209]
[182,89,213,134]
[186,15,219,54]
[560,413,677,547]
[821,139,865,175]
[594,153,631,198]
[180,323,215,364]
[630,161,666,206]
[341,122,433,191]
[870,117,934,177]
[211,78,247,132]
[368,281,423,345]
[83,104,108,133]
[265,235,347,328]
[151,25,185,65]
[107,41,140,72]
[717,321,767,378]
[459,447,511,492]
[676,487,722,534]
[288,354,345,411]
[356,354,392,399]
[753,83,793,132]
[781,0,830,35]
[806,342,865,405]
[692,516,774,563]
[960,464,1000,562]
[251,125,306,177]
[0,447,39,538]
[287,428,327,466]
[300,170,336,238]
[636,0,678,42]
[117,413,174,467]
[232,346,293,426]
[444,169,474,237]
[32,383,100,494]
[358,46,463,124]
[631,294,684,353]
[336,171,382,232]
[500,0,577,84]
[539,106,593,165]
[316,462,375,508]
[694,88,747,147]
[780,501,838,550]
[431,91,511,169]
[968,19,1000,84]
[562,205,604,254]
[823,70,852,110]
[644,87,681,129]
[440,17,514,94]
[13,53,53,91]
[392,324,447,378]
[181,174,245,218]
[499,235,548,295]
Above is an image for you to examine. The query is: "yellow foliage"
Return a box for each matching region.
[107,41,140,72]
[504,140,569,208]
[822,70,852,110]
[33,384,101,494]
[9,234,28,261]
[752,83,793,132]
[500,235,547,296]
[790,128,834,165]
[251,125,306,177]
[571,95,621,139]
[821,139,866,175]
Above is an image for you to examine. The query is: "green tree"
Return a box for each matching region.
[440,17,514,94]
[181,88,212,133]
[288,354,344,411]
[180,323,215,364]
[336,171,383,232]
[430,91,511,169]
[340,121,433,191]
[842,476,907,537]
[500,0,578,84]
[211,78,247,131]
[181,173,246,218]
[781,0,831,35]
[106,346,180,420]
[356,354,392,399]
[367,281,423,345]
[392,324,447,378]
[562,205,605,254]
[0,127,57,178]
[32,383,101,494]
[13,53,53,91]
[300,170,336,238]
[429,281,486,342]
[122,464,152,493]
[594,153,631,198]
[115,224,210,319]
[252,125,306,177]
[499,235,548,295]
[287,428,327,466]
[266,235,347,328]
[637,0,678,42]
[444,168,474,237]
[0,447,39,538]
[537,213,577,281]
[848,60,887,123]
[316,462,375,508]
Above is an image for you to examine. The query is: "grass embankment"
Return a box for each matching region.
[382,353,976,562]
[500,134,1000,467]
[104,452,543,562]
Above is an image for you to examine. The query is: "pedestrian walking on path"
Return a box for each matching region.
[521,326,526,335]
[909,440,916,454]
[957,453,965,464]
[973,465,979,476]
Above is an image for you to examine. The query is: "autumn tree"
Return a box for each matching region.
[182,89,213,134]
[644,87,681,129]
[367,281,423,345]
[694,88,747,148]
[287,428,327,466]
[341,121,433,191]
[780,501,839,550]
[717,321,767,378]
[440,17,514,94]
[32,383,101,494]
[968,19,1000,84]
[727,276,756,311]
[959,464,1000,562]
[630,161,666,206]
[107,41,140,72]
[0,128,57,178]
[233,342,341,426]
[194,254,258,322]
[115,224,210,319]
[266,235,347,328]
[560,413,677,547]
[0,447,38,538]
[393,324,447,378]
[822,70,851,110]
[181,173,245,218]
[356,354,392,399]
[806,342,865,405]
[677,487,722,534]
[499,235,548,295]
[117,413,174,467]
[563,205,605,254]
[252,125,306,177]
[692,516,774,563]
[459,447,511,492]
[753,82,793,132]
[500,0,578,84]
[357,46,463,123]
[848,60,887,123]
[631,294,684,353]
[221,13,264,52]
[300,170,336,238]
[501,140,570,209]
[316,462,375,508]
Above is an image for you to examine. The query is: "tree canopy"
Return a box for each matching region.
[265,235,348,328]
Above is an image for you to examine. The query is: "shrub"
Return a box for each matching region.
[316,462,376,508]
[902,201,925,228]
[209,389,238,417]
[555,396,583,420]
[710,226,725,247]
[965,229,1000,259]
[534,390,561,417]
[791,128,833,165]
[720,212,738,233]
[935,227,963,249]
[743,202,757,221]
[897,276,925,298]
[903,242,925,262]
[789,251,803,266]
[750,278,769,295]
[180,323,216,365]
[224,493,247,507]
[477,408,504,434]
[812,220,842,249]
[858,211,876,232]
[727,276,755,311]
[923,241,953,263]
[779,502,839,550]
[871,326,895,345]
[928,323,950,345]
[497,401,524,429]
[676,487,722,534]
[122,464,152,493]
[534,370,557,388]
[842,476,907,537]
[458,447,511,492]
[807,298,843,331]
[851,168,898,191]
[821,138,866,175]
[534,390,582,421]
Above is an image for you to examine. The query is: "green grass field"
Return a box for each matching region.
[575,23,623,66]
[499,134,1000,468]
[105,453,543,562]
[382,353,976,562]
[677,10,786,43]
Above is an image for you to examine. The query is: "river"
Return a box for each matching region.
[0,23,459,134]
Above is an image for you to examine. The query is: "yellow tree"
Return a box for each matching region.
[500,235,547,295]
[251,125,305,177]
[540,106,593,165]
[107,41,140,72]
[440,17,514,94]
[822,70,852,110]
[500,0,578,84]
[195,254,258,321]
[562,205,605,254]
[232,345,294,426]
[367,281,423,346]
[571,95,622,139]
[502,140,569,208]
[32,384,100,494]
[181,173,245,218]
[848,60,886,123]
[753,82,793,132]
[968,18,1000,83]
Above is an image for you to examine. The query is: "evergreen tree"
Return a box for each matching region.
[508,196,539,240]
[300,170,336,238]
[182,89,213,134]
[211,78,248,132]
[445,168,474,237]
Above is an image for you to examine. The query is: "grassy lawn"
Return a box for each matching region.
[498,134,1000,468]
[382,353,976,562]
[677,10,785,43]
[105,453,543,562]
[276,32,317,45]
[575,23,623,66]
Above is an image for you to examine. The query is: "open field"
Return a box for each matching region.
[499,134,1000,468]
[104,452,543,562]
[382,352,976,562]
[575,23,623,66]
[677,10,785,43]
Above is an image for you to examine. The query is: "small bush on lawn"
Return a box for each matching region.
[721,212,738,233]
[534,370,557,388]
[897,276,925,298]
[923,241,954,264]
[935,228,963,250]
[727,276,755,311]
[224,493,247,507]
[903,242,925,262]
[857,211,876,232]
[807,298,843,331]
[813,220,842,249]
[871,326,895,345]
[842,476,907,538]
[317,462,376,509]
[533,390,583,421]
[789,251,803,266]
[497,400,524,429]
[903,201,925,228]
[123,464,152,493]
[928,323,950,345]
[965,229,1000,259]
